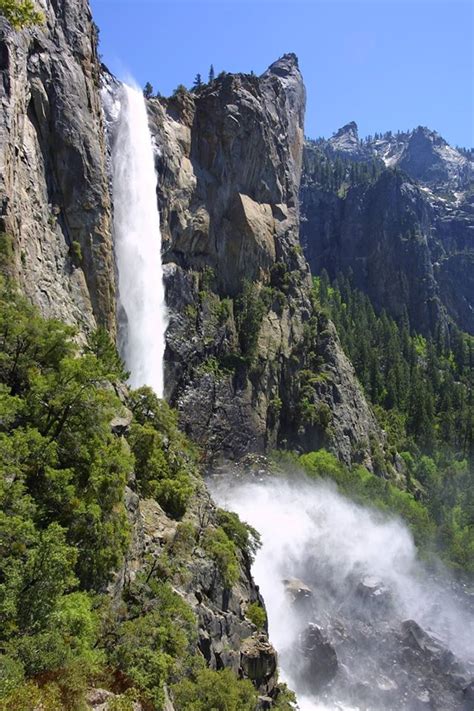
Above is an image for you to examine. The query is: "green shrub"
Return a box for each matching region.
[235,279,267,359]
[246,602,266,629]
[70,240,83,266]
[203,527,239,588]
[0,0,44,29]
[216,509,261,561]
[172,668,257,711]
[0,233,14,272]
[127,387,196,519]
[110,582,196,707]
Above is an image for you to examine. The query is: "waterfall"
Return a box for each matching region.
[106,82,167,397]
[211,475,474,711]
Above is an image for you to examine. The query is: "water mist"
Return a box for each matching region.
[211,475,474,711]
[105,82,167,396]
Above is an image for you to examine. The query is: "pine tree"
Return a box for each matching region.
[192,73,202,91]
[143,82,153,99]
[208,64,215,83]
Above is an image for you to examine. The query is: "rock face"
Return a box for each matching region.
[298,623,338,691]
[149,57,382,467]
[301,124,474,335]
[120,478,278,699]
[0,1,115,332]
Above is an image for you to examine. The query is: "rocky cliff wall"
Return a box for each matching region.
[301,126,474,336]
[0,0,115,332]
[149,56,382,469]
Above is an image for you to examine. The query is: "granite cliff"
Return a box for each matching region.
[301,123,474,336]
[0,0,116,333]
[148,57,382,469]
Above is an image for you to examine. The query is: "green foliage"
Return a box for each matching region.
[192,73,203,91]
[172,84,188,97]
[143,82,153,99]
[199,265,216,292]
[127,387,195,519]
[0,280,257,706]
[172,667,257,711]
[86,327,129,381]
[0,0,43,29]
[0,281,133,705]
[0,233,14,273]
[246,602,266,629]
[70,240,82,267]
[273,683,298,710]
[212,296,233,325]
[109,581,197,708]
[203,527,240,588]
[305,140,382,191]
[235,279,266,360]
[216,509,261,561]
[315,274,474,571]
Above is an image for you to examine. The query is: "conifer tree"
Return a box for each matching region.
[143,82,153,99]
[192,73,202,90]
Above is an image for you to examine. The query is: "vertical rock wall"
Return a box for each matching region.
[0,0,115,332]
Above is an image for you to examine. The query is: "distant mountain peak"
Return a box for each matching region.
[325,121,374,162]
[334,121,359,139]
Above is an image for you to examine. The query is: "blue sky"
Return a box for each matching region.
[91,0,473,147]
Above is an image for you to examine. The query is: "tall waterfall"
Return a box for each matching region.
[107,83,167,397]
[211,475,474,711]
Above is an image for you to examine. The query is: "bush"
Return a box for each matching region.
[172,668,257,711]
[127,387,196,519]
[0,0,44,29]
[203,527,239,588]
[216,509,261,561]
[246,602,266,629]
[109,582,197,708]
[235,280,267,359]
[70,240,83,266]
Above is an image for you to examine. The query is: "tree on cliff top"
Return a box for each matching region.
[143,82,154,99]
[0,0,43,29]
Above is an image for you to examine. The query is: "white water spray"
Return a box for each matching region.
[108,83,167,396]
[211,475,474,711]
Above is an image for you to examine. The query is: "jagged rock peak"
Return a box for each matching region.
[333,121,359,140]
[326,120,373,162]
[263,52,300,78]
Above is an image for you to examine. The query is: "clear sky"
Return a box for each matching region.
[90,0,473,147]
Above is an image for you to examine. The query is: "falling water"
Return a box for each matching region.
[210,474,474,711]
[106,83,166,396]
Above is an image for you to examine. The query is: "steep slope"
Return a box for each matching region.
[301,123,474,335]
[0,0,116,332]
[148,57,383,469]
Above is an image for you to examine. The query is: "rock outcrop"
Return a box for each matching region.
[120,475,279,699]
[149,57,382,467]
[0,1,116,332]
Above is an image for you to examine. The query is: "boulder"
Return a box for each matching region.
[298,623,338,690]
[283,577,313,609]
[355,575,392,613]
[240,634,278,695]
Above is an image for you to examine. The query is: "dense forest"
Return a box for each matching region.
[309,272,474,572]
